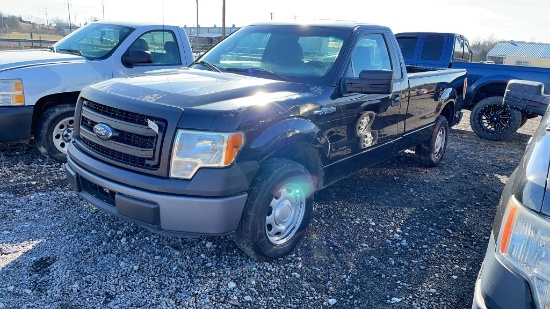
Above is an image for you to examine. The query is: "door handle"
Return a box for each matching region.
[391,93,401,107]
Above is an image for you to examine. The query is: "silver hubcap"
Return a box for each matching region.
[433,126,446,159]
[52,117,74,154]
[265,182,306,245]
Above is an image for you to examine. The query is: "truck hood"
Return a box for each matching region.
[0,50,83,72]
[89,68,313,110]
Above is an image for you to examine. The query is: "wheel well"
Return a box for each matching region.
[31,92,80,135]
[472,83,506,105]
[265,142,324,190]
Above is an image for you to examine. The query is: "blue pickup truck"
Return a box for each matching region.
[396,32,550,140]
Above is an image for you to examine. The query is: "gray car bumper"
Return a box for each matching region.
[471,234,536,309]
[66,156,248,237]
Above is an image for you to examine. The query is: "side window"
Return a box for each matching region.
[453,37,464,60]
[125,31,181,65]
[396,37,418,60]
[421,35,444,61]
[349,34,392,77]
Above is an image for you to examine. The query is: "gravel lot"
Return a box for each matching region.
[0,112,540,308]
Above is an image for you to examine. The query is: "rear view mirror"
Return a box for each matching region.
[122,50,153,67]
[342,70,394,94]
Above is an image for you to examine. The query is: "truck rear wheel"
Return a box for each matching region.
[235,159,314,260]
[416,115,449,167]
[35,104,75,162]
[470,96,521,141]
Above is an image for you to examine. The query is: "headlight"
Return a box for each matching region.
[498,196,550,309]
[0,79,24,106]
[170,130,244,179]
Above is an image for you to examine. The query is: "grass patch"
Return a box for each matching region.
[0,32,63,41]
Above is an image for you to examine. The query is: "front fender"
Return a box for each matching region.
[1,60,109,106]
[242,117,329,162]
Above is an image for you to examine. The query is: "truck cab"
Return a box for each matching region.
[397,32,472,68]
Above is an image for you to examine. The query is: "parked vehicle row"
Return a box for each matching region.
[1,19,547,307]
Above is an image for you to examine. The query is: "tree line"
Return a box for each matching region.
[0,12,80,35]
[470,37,498,62]
[0,13,23,29]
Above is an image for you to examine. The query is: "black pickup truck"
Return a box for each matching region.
[65,21,466,260]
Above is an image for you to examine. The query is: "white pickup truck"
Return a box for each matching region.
[0,21,194,161]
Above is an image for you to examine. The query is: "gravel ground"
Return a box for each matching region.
[0,111,541,309]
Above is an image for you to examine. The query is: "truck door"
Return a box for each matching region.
[113,30,184,77]
[328,32,406,173]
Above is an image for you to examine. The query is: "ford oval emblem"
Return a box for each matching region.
[93,123,114,140]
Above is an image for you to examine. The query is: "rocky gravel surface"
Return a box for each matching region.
[0,112,541,308]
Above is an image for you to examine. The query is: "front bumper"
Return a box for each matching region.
[66,146,257,236]
[0,106,33,141]
[472,234,536,309]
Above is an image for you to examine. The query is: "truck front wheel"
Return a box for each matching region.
[235,159,314,260]
[416,115,449,167]
[470,96,522,141]
[35,104,75,162]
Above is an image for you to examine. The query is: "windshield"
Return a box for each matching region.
[53,23,134,60]
[195,25,350,85]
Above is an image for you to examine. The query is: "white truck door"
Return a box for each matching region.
[113,29,185,77]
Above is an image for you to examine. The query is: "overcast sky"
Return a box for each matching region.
[3,0,550,43]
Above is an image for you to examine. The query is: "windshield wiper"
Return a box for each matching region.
[225,67,290,81]
[57,48,83,56]
[194,60,222,72]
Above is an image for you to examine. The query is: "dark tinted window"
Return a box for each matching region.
[396,37,418,59]
[421,35,444,61]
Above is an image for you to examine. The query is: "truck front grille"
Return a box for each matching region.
[83,99,164,126]
[78,99,166,170]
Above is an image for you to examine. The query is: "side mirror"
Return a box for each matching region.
[342,70,394,94]
[122,50,153,68]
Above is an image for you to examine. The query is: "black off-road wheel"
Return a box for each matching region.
[35,104,76,162]
[235,159,314,260]
[470,96,522,141]
[416,115,449,167]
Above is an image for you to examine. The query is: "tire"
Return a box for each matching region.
[416,115,449,167]
[235,159,314,260]
[469,96,522,141]
[35,104,76,162]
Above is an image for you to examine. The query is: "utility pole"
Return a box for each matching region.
[66,0,72,32]
[196,0,199,49]
[222,0,225,39]
[102,0,105,20]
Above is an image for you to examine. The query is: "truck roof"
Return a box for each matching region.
[396,32,466,38]
[246,20,391,32]
[89,20,180,28]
